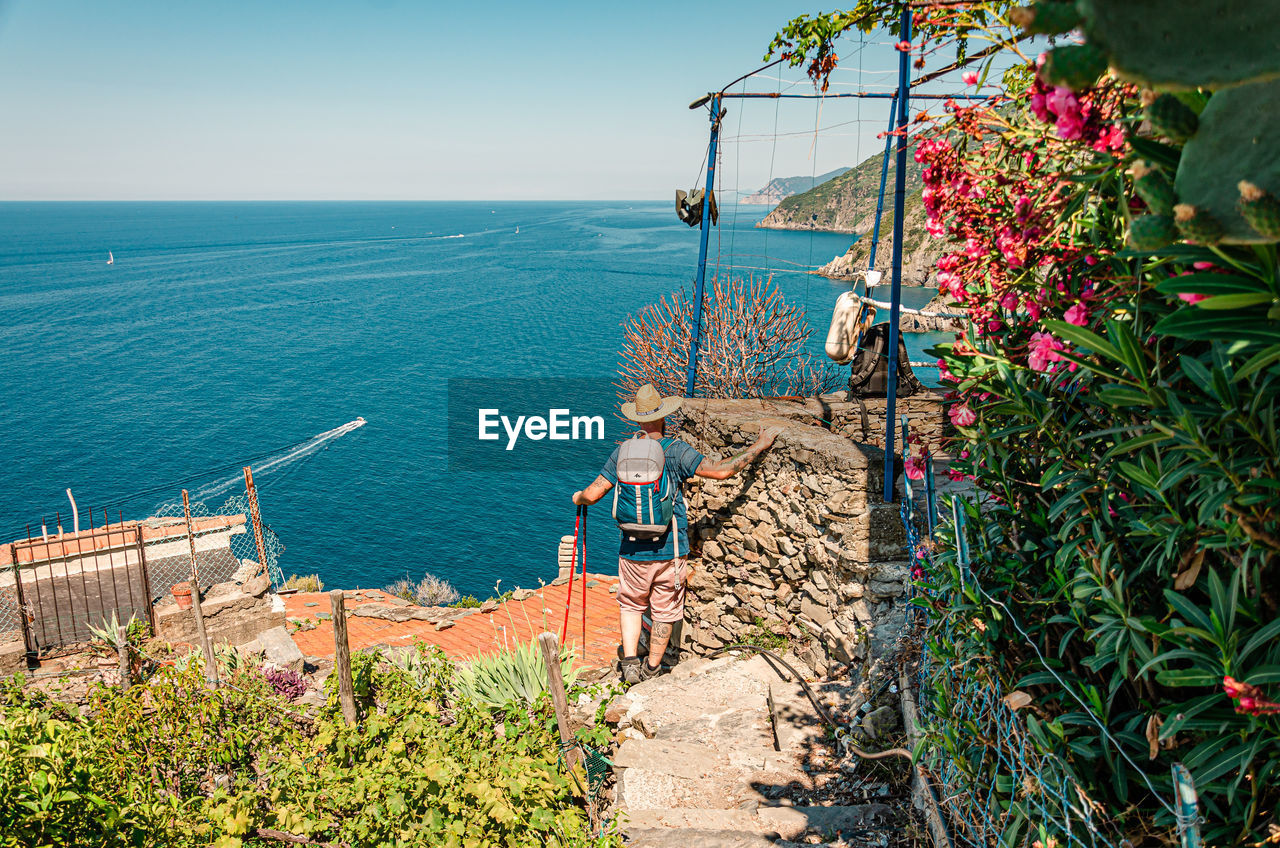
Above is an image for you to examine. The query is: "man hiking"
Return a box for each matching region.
[571,383,780,684]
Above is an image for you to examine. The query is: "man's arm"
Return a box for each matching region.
[572,475,613,506]
[694,426,782,481]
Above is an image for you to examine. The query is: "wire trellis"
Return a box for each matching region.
[897,418,1120,848]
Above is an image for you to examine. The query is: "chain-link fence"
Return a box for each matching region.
[145,492,284,599]
[2,489,285,660]
[896,420,1126,848]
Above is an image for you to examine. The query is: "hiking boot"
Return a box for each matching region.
[620,656,643,685]
[638,660,663,682]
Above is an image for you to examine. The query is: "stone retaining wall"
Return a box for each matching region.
[676,397,932,677]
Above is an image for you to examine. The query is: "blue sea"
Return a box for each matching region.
[0,202,944,595]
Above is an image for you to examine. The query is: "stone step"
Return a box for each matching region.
[624,828,780,848]
[623,805,895,842]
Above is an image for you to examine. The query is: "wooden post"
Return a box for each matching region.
[182,490,219,688]
[117,625,131,691]
[538,631,580,772]
[242,467,271,583]
[330,589,357,723]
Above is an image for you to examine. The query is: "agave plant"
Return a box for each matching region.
[453,639,578,710]
[88,611,136,653]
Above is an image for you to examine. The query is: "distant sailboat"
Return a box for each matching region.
[106,251,114,265]
[515,226,519,234]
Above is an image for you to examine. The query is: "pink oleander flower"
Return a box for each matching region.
[895,40,912,52]
[1056,111,1085,141]
[1192,261,1216,271]
[997,226,1027,268]
[1064,303,1090,326]
[1013,195,1034,224]
[1046,86,1077,117]
[1027,301,1042,321]
[1030,92,1050,122]
[926,216,946,237]
[962,70,979,86]
[1028,331,1064,372]
[999,291,1019,310]
[1091,124,1126,153]
[964,237,986,260]
[949,403,977,427]
[904,454,926,480]
[1178,292,1209,304]
[1223,676,1280,715]
[937,359,955,382]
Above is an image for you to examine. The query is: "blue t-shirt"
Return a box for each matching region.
[600,437,705,561]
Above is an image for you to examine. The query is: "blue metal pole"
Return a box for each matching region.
[685,94,721,399]
[866,92,898,271]
[883,6,912,503]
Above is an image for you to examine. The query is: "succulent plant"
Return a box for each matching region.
[1128,214,1178,250]
[1172,79,1280,243]
[1238,181,1280,240]
[1130,161,1176,217]
[1173,205,1224,246]
[1143,93,1198,143]
[1039,43,1108,91]
[1008,1,1080,36]
[1017,1,1280,91]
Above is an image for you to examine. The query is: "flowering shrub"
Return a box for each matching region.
[915,51,1280,846]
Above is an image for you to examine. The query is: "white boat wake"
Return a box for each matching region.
[191,417,367,501]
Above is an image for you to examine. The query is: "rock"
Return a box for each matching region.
[257,626,304,673]
[799,596,833,627]
[480,599,499,613]
[241,574,270,597]
[511,588,535,601]
[862,705,901,739]
[604,696,634,724]
[435,620,455,631]
[811,571,829,592]
[702,540,724,559]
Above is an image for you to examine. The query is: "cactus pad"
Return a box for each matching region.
[1174,80,1280,243]
[1131,162,1176,217]
[1040,43,1107,91]
[1144,94,1199,144]
[1077,0,1280,90]
[1173,205,1224,246]
[1129,215,1178,250]
[1238,182,1280,240]
[1011,3,1081,36]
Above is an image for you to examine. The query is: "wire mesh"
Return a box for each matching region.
[900,455,1118,848]
[0,580,24,649]
[147,492,284,599]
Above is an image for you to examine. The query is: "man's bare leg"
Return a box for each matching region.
[620,610,643,657]
[646,620,673,669]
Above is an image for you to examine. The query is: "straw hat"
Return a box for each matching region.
[622,383,683,423]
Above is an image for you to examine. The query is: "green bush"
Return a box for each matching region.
[0,646,616,847]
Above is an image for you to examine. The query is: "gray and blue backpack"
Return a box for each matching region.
[611,434,680,556]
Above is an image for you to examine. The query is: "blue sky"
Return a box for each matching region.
[0,1,936,200]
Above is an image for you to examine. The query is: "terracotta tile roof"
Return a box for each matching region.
[285,575,622,670]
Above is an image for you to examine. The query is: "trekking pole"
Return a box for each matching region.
[559,507,581,644]
[579,505,587,656]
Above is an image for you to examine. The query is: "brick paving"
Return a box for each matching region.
[283,574,621,669]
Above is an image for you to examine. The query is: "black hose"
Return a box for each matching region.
[711,643,912,762]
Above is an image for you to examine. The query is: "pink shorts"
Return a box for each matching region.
[617,556,687,623]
